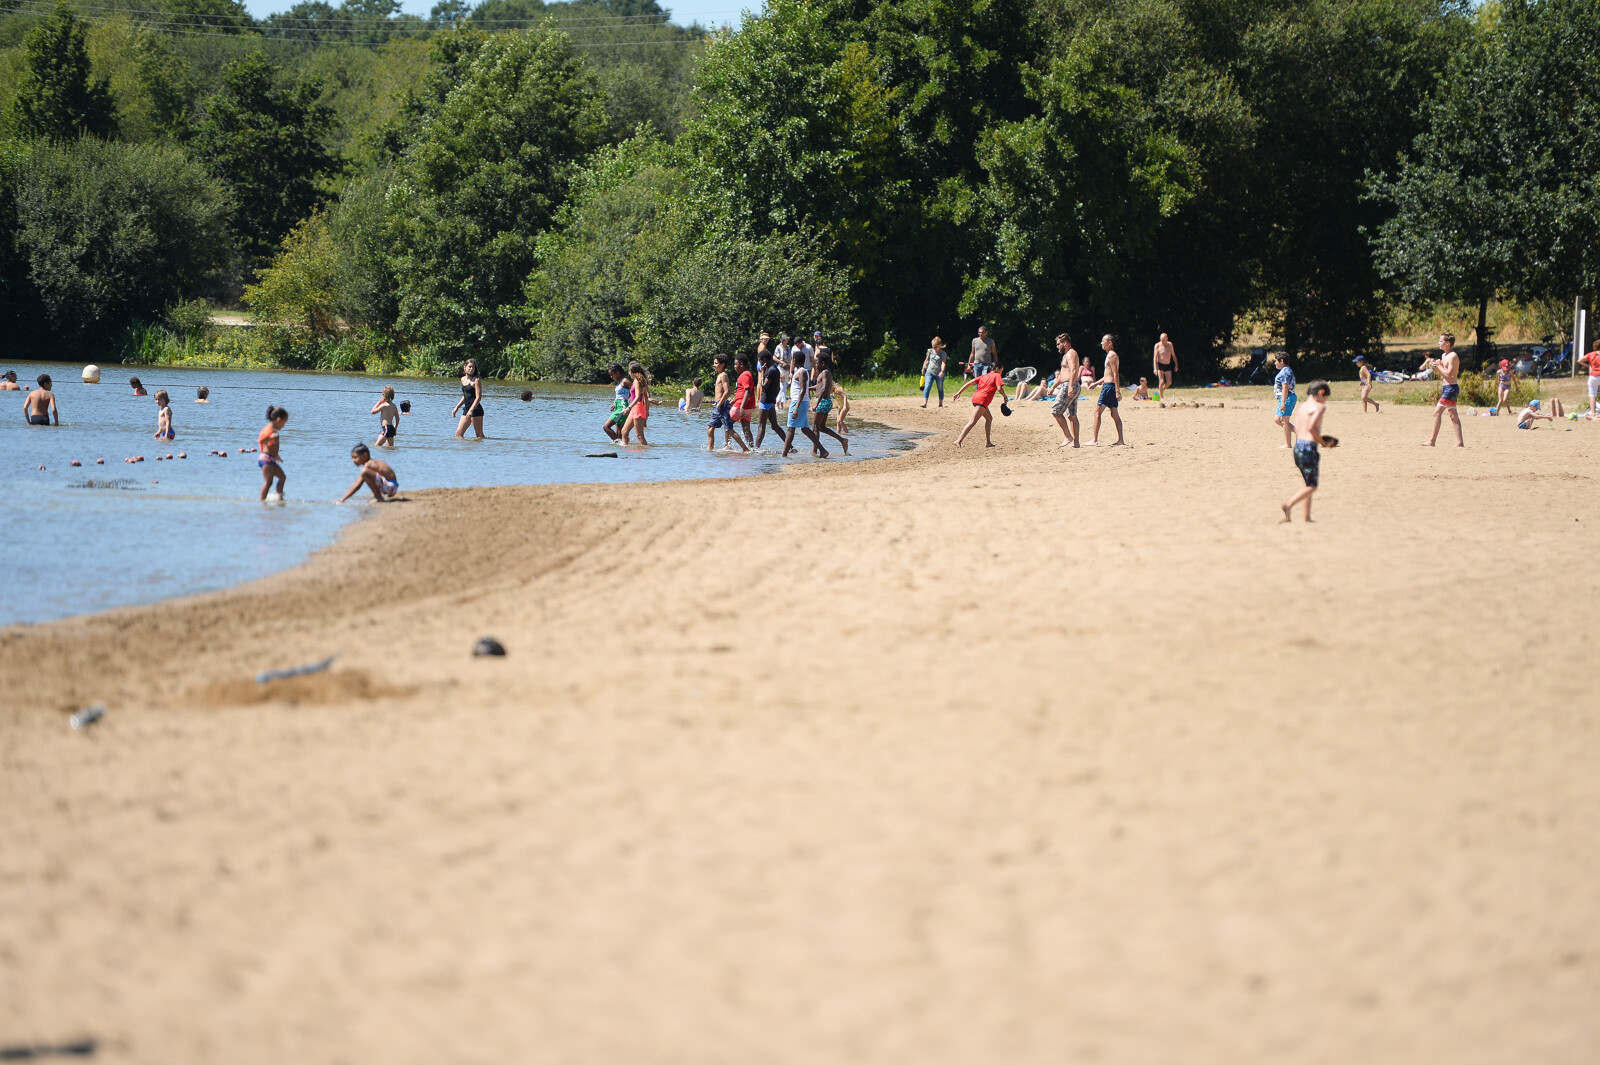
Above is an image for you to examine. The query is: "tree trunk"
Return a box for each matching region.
[1475,295,1490,368]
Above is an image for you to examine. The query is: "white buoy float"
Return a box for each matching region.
[82,364,101,383]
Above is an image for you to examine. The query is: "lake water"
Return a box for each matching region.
[1,362,912,626]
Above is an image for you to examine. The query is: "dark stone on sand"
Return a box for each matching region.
[472,636,506,657]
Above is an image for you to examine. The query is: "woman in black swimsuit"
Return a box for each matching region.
[452,358,486,439]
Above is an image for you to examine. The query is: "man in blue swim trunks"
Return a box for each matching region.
[1088,334,1125,446]
[1273,353,1297,448]
[1422,332,1464,447]
[782,352,824,458]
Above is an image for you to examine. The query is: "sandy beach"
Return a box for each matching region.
[3,390,1597,1063]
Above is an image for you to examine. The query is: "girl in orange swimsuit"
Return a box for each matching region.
[623,360,651,446]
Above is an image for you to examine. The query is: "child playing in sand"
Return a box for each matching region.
[1515,398,1565,427]
[259,406,288,502]
[1281,380,1337,523]
[680,378,704,411]
[1355,355,1380,412]
[952,359,1008,448]
[1131,378,1151,400]
[196,386,210,403]
[24,374,57,425]
[372,386,399,448]
[153,390,175,440]
[336,443,400,503]
[707,355,750,452]
[623,362,651,446]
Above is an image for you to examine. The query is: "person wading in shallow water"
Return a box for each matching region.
[452,359,486,439]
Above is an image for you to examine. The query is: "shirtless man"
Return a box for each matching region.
[23,374,58,425]
[1088,334,1124,446]
[809,349,849,456]
[1282,380,1336,523]
[1153,332,1177,395]
[1050,332,1081,448]
[0,370,21,391]
[1422,332,1464,447]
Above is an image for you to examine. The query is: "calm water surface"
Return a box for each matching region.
[1,362,911,626]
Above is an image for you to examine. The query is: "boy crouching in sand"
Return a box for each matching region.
[1282,380,1337,523]
[336,443,400,503]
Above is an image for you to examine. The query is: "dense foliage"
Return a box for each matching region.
[0,0,1592,377]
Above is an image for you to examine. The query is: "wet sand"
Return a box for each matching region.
[3,392,1598,1063]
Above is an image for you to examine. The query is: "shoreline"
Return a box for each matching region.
[3,394,1598,1063]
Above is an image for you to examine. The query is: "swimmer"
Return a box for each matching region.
[602,362,630,442]
[952,358,1007,448]
[452,358,485,439]
[680,377,704,412]
[371,385,399,448]
[810,349,848,455]
[23,374,57,425]
[335,443,400,503]
[1355,355,1380,412]
[1,370,21,391]
[129,376,147,396]
[259,405,288,502]
[1281,380,1336,523]
[706,355,749,452]
[622,361,651,446]
[195,386,210,403]
[153,390,175,440]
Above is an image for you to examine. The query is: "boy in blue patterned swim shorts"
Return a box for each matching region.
[1273,353,1297,448]
[1282,381,1337,523]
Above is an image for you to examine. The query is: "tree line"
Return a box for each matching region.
[0,0,1595,381]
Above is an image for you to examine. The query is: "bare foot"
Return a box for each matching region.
[1110,441,1125,446]
[1422,441,1435,447]
[1277,444,1290,449]
[985,442,996,448]
[1280,505,1292,523]
[1057,440,1073,448]
[954,439,963,448]
[1085,440,1098,446]
[841,439,849,455]
[819,448,830,458]
[1305,516,1315,522]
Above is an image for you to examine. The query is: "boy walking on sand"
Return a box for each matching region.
[1051,332,1080,448]
[1282,380,1337,522]
[952,359,1008,448]
[1422,332,1464,447]
[1272,353,1297,447]
[1089,335,1124,446]
[372,386,399,447]
[707,355,750,452]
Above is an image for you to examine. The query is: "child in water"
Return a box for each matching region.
[603,363,630,442]
[153,390,175,439]
[1,370,21,391]
[195,386,210,403]
[336,443,400,503]
[371,386,399,448]
[129,376,147,396]
[259,406,288,502]
[24,374,57,425]
[680,377,704,411]
[623,361,652,446]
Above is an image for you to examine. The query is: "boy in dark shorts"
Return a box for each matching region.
[24,374,58,425]
[371,386,399,447]
[1282,380,1337,522]
[754,350,785,448]
[706,354,750,452]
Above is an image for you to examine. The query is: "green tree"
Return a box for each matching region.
[13,2,117,141]
[10,138,231,350]
[193,50,338,265]
[1371,0,1600,357]
[381,26,606,370]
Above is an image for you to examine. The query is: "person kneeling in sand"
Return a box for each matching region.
[1282,380,1337,523]
[336,443,400,503]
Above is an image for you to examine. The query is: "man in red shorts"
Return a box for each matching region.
[1422,332,1464,447]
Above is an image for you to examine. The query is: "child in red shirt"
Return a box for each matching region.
[952,363,1009,448]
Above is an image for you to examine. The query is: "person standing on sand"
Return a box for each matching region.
[922,338,948,407]
[23,374,57,425]
[1282,381,1337,522]
[1579,346,1600,417]
[1051,332,1081,448]
[1272,353,1297,448]
[968,325,997,383]
[452,359,486,439]
[1088,335,1124,446]
[1422,332,1464,447]
[809,350,849,456]
[1355,355,1380,413]
[952,359,1007,448]
[1153,332,1177,396]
